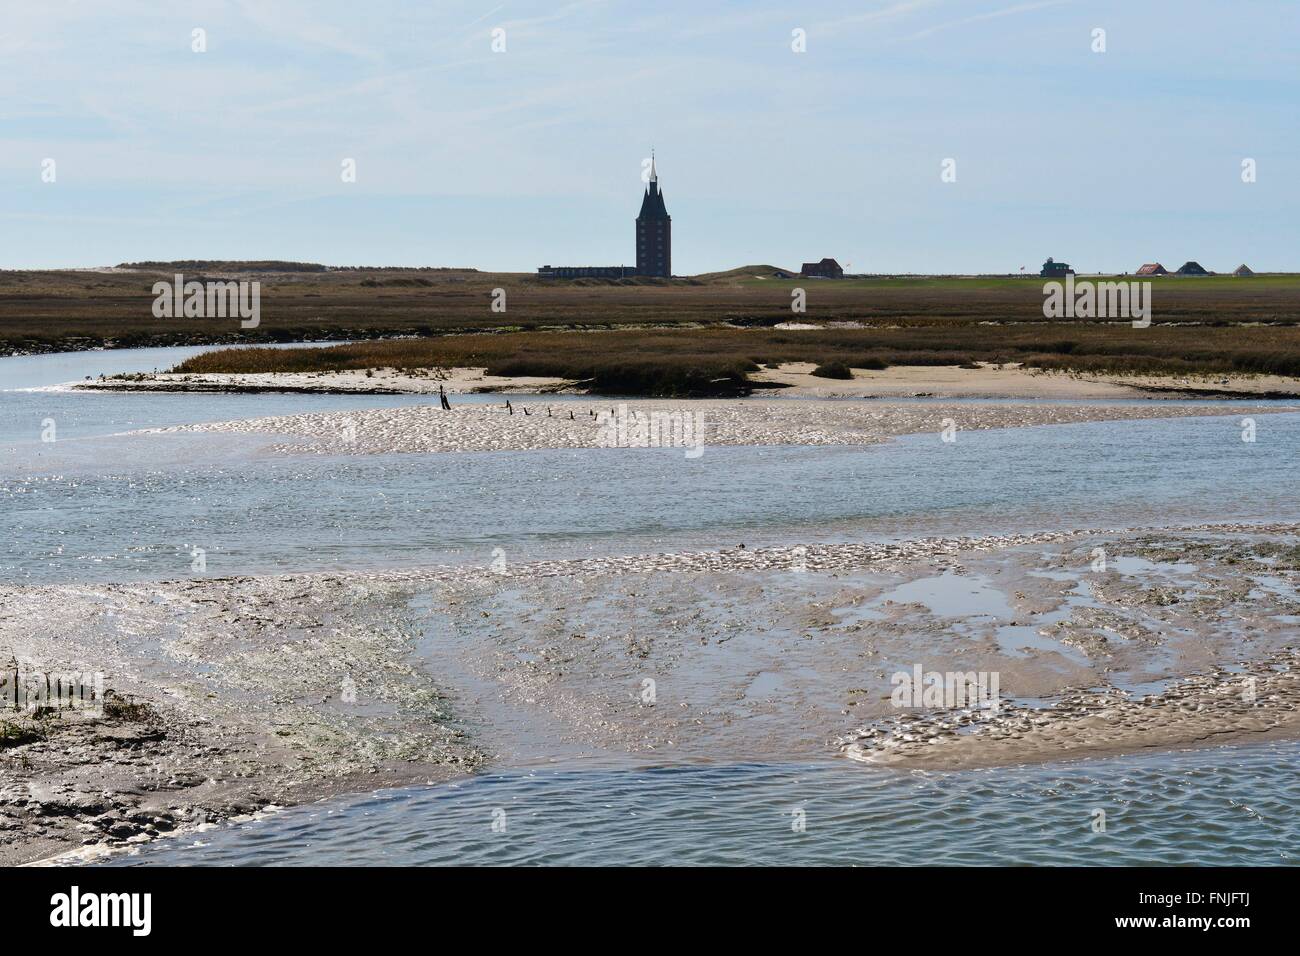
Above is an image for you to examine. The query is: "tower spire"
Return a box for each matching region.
[636,149,670,277]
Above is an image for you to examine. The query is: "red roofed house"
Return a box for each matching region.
[1135,262,1168,276]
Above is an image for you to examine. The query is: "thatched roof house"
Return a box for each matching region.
[1175,261,1209,275]
[1232,264,1254,277]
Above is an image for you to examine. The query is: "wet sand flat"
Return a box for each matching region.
[132,397,1295,456]
[4,522,1298,863]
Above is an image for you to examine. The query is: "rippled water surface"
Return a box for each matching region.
[3,358,1297,583]
[105,741,1300,866]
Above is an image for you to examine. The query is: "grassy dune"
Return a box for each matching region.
[4,265,1300,357]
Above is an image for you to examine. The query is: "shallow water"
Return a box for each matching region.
[2,352,1297,583]
[103,740,1300,866]
[0,342,352,392]
[2,411,1296,584]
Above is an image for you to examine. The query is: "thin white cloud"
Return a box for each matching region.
[815,0,944,33]
[462,4,508,34]
[907,0,1073,40]
[497,0,609,35]
[232,0,384,60]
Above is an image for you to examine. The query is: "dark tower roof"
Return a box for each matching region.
[638,156,670,220]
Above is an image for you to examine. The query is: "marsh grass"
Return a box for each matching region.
[102,694,153,722]
[0,719,43,748]
[811,361,854,379]
[6,266,1300,357]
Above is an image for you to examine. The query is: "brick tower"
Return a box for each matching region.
[636,154,671,277]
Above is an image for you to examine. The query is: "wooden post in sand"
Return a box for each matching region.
[1,658,16,709]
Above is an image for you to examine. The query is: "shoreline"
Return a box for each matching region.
[5,521,1299,865]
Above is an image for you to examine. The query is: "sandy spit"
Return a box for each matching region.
[131,397,1296,456]
[752,361,1300,399]
[69,367,571,395]
[839,651,1300,771]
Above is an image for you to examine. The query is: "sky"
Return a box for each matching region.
[1,0,1297,274]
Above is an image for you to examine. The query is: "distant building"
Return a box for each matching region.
[801,258,844,279]
[1135,262,1168,276]
[1175,261,1209,275]
[1233,263,1255,277]
[636,155,672,277]
[536,265,637,279]
[539,154,671,279]
[1039,257,1072,278]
